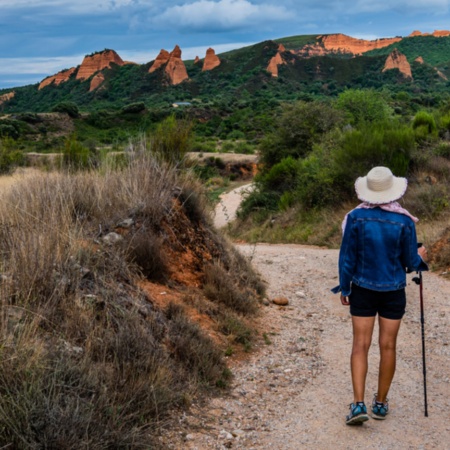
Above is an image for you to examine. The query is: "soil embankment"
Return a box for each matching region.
[160,185,450,449]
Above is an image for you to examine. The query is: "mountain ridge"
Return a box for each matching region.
[1,30,450,113]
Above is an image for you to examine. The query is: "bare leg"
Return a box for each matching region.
[377,316,402,402]
[351,316,376,403]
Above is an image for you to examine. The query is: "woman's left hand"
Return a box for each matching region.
[340,294,350,306]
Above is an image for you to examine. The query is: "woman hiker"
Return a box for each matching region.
[332,166,428,425]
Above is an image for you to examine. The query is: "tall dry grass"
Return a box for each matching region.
[0,145,261,447]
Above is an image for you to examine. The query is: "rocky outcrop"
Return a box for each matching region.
[296,33,402,57]
[382,49,412,79]
[321,34,402,55]
[76,50,124,81]
[90,73,105,92]
[433,30,450,37]
[149,49,170,73]
[409,30,450,37]
[267,44,287,77]
[165,46,189,85]
[0,91,15,105]
[202,48,221,71]
[39,67,76,90]
[415,56,424,64]
[194,56,200,64]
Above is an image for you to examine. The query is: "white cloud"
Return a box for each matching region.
[0,0,137,14]
[0,56,84,76]
[154,0,291,31]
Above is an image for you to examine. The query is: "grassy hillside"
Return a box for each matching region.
[2,33,450,117]
[0,143,265,447]
[365,35,450,67]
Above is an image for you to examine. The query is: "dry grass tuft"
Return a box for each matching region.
[0,148,263,448]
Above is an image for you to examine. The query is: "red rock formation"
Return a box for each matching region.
[149,49,170,73]
[409,30,425,37]
[202,48,221,71]
[415,56,424,64]
[0,91,14,105]
[39,67,76,90]
[433,30,450,37]
[194,56,200,64]
[164,45,189,85]
[90,73,105,92]
[296,33,402,57]
[267,44,287,77]
[321,34,402,55]
[76,50,124,80]
[382,49,412,79]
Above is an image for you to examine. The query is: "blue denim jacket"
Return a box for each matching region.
[331,207,428,296]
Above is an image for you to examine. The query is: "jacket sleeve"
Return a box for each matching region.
[403,221,429,273]
[331,214,358,296]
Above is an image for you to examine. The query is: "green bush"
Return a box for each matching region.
[148,115,193,164]
[0,137,25,173]
[121,102,146,114]
[235,141,255,154]
[260,156,301,193]
[413,111,437,134]
[62,136,97,170]
[335,89,394,126]
[259,101,343,168]
[51,101,80,118]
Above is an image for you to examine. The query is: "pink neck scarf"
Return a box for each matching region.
[342,201,419,233]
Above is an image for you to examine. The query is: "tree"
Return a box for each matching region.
[259,101,344,168]
[335,89,393,126]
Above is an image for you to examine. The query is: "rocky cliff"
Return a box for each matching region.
[149,49,171,73]
[410,30,450,37]
[322,34,402,55]
[202,48,221,71]
[90,73,105,92]
[382,49,412,79]
[149,46,189,85]
[39,67,76,90]
[76,50,124,81]
[0,91,15,105]
[267,44,287,77]
[165,46,189,85]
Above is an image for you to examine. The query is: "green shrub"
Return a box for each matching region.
[227,130,246,140]
[121,102,146,114]
[147,115,193,164]
[259,100,343,168]
[0,137,25,173]
[51,101,80,118]
[221,141,235,152]
[331,122,414,196]
[413,111,437,134]
[235,141,254,154]
[62,136,97,170]
[260,156,301,193]
[335,89,394,126]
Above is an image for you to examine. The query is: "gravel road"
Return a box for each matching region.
[161,185,450,449]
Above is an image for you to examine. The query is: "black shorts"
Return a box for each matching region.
[349,284,406,320]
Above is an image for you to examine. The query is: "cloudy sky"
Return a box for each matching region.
[1,0,449,89]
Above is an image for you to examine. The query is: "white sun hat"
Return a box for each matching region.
[354,166,408,204]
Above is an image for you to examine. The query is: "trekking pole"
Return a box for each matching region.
[412,271,428,417]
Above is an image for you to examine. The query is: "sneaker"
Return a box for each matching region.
[346,402,369,425]
[371,393,389,420]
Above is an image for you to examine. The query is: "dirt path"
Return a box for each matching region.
[214,183,253,229]
[161,185,450,449]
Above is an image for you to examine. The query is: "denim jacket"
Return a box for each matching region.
[331,207,428,296]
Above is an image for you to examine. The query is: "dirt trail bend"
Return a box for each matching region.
[162,186,450,449]
[214,183,253,229]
